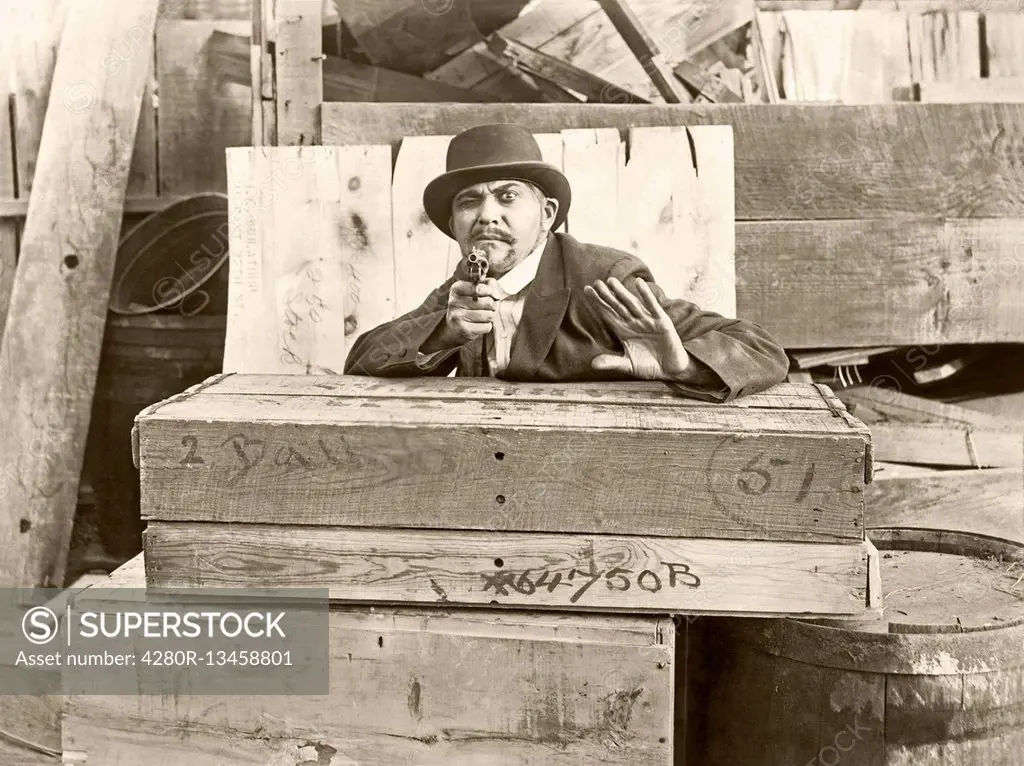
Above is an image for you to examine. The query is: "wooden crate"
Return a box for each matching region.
[134,373,879,617]
[60,554,677,766]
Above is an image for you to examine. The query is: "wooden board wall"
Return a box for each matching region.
[321,102,1024,348]
[223,125,736,372]
[763,9,981,102]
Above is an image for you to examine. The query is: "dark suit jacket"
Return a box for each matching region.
[343,233,790,401]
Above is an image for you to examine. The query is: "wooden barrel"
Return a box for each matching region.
[701,528,1024,766]
[85,314,226,558]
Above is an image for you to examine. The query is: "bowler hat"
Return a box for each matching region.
[423,124,571,238]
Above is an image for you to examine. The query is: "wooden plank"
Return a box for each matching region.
[156,20,250,194]
[63,555,675,766]
[4,0,69,197]
[166,374,841,410]
[735,217,1024,347]
[771,10,914,103]
[866,463,1024,543]
[838,385,1016,431]
[984,13,1024,77]
[275,0,323,146]
[868,423,1022,468]
[560,128,626,248]
[907,10,980,82]
[390,135,460,317]
[596,0,691,102]
[487,33,649,103]
[0,55,16,342]
[134,376,869,542]
[0,194,201,218]
[223,145,394,374]
[426,1,601,91]
[895,75,1024,102]
[128,46,159,196]
[619,125,736,317]
[0,0,160,591]
[320,102,1024,220]
[143,522,877,616]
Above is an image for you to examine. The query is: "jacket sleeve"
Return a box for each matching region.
[343,278,462,377]
[608,255,791,402]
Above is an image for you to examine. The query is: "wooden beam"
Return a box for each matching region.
[143,522,877,616]
[488,33,649,103]
[275,0,323,146]
[0,194,200,218]
[0,0,160,590]
[596,0,692,103]
[320,102,1024,220]
[210,28,497,102]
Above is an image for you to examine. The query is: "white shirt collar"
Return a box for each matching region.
[496,235,547,296]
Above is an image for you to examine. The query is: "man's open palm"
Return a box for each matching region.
[584,277,690,380]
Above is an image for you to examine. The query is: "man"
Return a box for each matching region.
[344,123,789,402]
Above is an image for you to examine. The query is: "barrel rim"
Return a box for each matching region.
[110,193,230,316]
[719,527,1024,675]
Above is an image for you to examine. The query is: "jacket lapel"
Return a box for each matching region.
[504,234,570,380]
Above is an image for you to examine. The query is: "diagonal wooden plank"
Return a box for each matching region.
[224,145,394,375]
[0,0,161,590]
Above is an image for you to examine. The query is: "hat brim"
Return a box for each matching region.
[423,161,571,239]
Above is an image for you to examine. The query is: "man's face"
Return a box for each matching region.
[450,179,557,277]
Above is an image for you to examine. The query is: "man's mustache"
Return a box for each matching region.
[472,230,513,243]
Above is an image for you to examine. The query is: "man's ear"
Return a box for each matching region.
[543,197,559,230]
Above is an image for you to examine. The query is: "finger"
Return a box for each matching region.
[455,309,496,323]
[634,278,670,319]
[591,353,632,373]
[583,284,622,320]
[593,280,633,320]
[451,281,478,297]
[453,291,495,308]
[606,277,648,319]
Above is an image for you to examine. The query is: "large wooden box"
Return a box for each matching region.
[135,375,878,618]
[135,374,873,541]
[61,555,677,766]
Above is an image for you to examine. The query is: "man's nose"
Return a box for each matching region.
[475,194,502,224]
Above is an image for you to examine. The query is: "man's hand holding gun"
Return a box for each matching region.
[421,247,504,353]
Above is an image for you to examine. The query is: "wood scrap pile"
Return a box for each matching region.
[213,0,773,105]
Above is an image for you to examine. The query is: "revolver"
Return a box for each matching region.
[466,247,489,284]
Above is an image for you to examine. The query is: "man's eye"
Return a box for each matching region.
[501,191,518,201]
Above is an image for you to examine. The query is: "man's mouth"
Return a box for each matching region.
[474,233,511,243]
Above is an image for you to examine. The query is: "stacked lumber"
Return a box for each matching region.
[838,384,1024,545]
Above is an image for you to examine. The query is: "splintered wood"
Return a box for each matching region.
[135,375,877,617]
[63,554,676,766]
[224,125,735,373]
